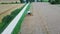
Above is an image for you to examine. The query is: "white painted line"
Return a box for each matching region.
[1,3,29,34]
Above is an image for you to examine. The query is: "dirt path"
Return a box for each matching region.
[20,2,60,34]
[20,2,48,34]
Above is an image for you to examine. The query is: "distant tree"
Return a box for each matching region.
[20,0,24,3]
[55,0,59,2]
[48,0,50,2]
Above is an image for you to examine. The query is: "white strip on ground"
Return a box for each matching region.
[1,3,29,34]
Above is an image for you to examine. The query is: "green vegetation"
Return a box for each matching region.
[20,0,35,3]
[2,15,12,23]
[0,15,13,33]
[20,0,49,3]
[19,0,60,3]
[12,3,30,34]
[0,4,26,33]
[0,3,30,34]
[42,0,49,2]
[20,0,25,3]
[49,0,60,4]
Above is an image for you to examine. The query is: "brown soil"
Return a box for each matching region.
[0,4,24,23]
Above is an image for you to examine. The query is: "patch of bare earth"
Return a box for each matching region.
[0,4,24,23]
